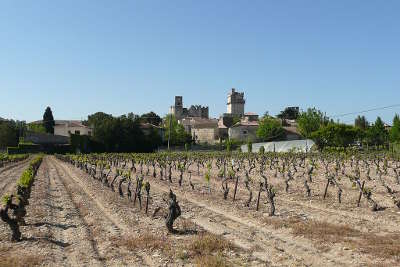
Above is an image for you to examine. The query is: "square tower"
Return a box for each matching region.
[227,88,245,117]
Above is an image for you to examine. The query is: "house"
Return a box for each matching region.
[384,123,392,131]
[54,120,93,137]
[218,120,228,140]
[243,112,258,122]
[283,126,302,140]
[191,119,219,144]
[228,120,259,142]
[30,120,93,137]
[139,123,164,141]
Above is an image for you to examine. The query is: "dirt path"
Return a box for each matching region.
[176,166,400,234]
[0,157,31,196]
[55,157,266,266]
[136,172,354,267]
[49,157,147,266]
[120,163,400,266]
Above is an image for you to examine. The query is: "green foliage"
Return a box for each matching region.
[247,141,252,153]
[140,111,162,126]
[43,106,55,134]
[17,155,43,188]
[28,123,46,134]
[355,115,369,131]
[297,108,329,138]
[259,146,265,154]
[311,123,360,150]
[2,194,11,205]
[164,115,192,146]
[232,116,241,126]
[225,139,232,152]
[366,117,388,146]
[256,116,285,141]
[87,112,161,152]
[205,172,210,183]
[390,114,400,143]
[0,120,19,149]
[277,107,299,120]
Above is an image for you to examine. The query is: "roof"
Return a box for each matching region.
[283,126,300,135]
[244,112,258,116]
[218,120,227,129]
[231,121,259,128]
[140,123,162,129]
[191,118,218,129]
[181,117,218,127]
[31,120,91,129]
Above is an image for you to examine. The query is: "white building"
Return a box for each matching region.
[54,120,92,137]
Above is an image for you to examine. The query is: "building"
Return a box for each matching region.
[169,96,209,120]
[228,120,259,142]
[30,120,93,137]
[139,123,164,142]
[54,120,93,137]
[191,119,219,144]
[227,88,245,117]
[283,126,302,141]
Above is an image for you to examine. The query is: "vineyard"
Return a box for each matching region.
[1,150,400,266]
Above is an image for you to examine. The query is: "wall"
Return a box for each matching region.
[228,125,258,142]
[191,127,218,144]
[54,124,92,137]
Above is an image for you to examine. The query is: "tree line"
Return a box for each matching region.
[255,106,400,151]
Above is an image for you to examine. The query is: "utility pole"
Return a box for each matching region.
[167,114,172,151]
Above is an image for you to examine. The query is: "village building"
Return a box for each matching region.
[169,96,209,120]
[139,123,165,141]
[228,120,259,142]
[54,120,93,137]
[228,113,259,142]
[30,120,93,137]
[227,88,245,117]
[190,119,219,144]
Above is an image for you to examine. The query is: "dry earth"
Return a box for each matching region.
[1,155,399,266]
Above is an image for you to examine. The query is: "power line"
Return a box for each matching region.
[331,104,400,118]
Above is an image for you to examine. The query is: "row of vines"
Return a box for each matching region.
[56,150,400,233]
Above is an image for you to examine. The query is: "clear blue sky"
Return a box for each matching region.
[1,1,399,124]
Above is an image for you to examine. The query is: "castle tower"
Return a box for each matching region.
[169,96,183,119]
[227,88,245,117]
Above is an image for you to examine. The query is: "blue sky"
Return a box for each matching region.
[1,1,399,124]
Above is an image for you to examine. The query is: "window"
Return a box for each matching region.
[242,130,248,135]
[88,131,92,136]
[75,130,80,135]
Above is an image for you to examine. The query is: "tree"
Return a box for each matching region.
[355,115,369,131]
[164,115,191,146]
[390,114,400,143]
[28,123,46,134]
[140,111,162,126]
[311,123,360,150]
[256,116,285,141]
[86,112,159,152]
[366,117,388,146]
[43,107,55,134]
[0,121,18,149]
[297,108,328,138]
[277,107,299,120]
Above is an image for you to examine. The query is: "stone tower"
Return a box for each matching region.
[170,96,183,119]
[227,88,245,117]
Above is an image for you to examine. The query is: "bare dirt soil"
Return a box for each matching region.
[1,155,399,266]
